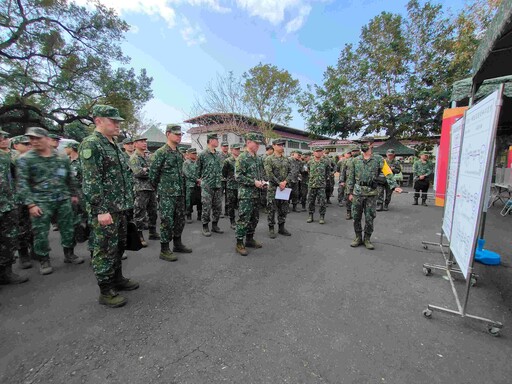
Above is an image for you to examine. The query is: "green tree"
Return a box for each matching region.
[0,0,153,132]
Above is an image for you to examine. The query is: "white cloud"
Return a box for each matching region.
[285,5,312,33]
[129,24,140,34]
[180,18,206,46]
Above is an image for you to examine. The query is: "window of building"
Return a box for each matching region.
[287,141,300,149]
[301,142,309,150]
[222,134,228,142]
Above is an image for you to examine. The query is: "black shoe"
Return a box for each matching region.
[173,237,192,253]
[278,223,291,236]
[211,222,224,234]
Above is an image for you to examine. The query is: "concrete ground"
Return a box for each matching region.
[1,189,511,384]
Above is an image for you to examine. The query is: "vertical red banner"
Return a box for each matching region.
[435,107,468,207]
[508,146,512,168]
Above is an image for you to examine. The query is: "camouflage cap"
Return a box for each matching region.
[386,149,395,154]
[272,138,286,146]
[65,141,79,150]
[230,143,242,150]
[48,133,61,140]
[122,137,134,144]
[419,151,430,156]
[265,144,273,150]
[166,124,182,134]
[132,135,147,142]
[0,129,10,137]
[92,105,125,121]
[289,150,298,154]
[186,148,197,154]
[206,133,218,140]
[245,132,264,144]
[18,135,30,144]
[351,147,361,152]
[312,147,323,152]
[221,141,229,147]
[178,146,187,153]
[303,151,312,156]
[25,127,48,138]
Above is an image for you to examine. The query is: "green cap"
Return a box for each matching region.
[265,144,273,150]
[122,137,134,145]
[166,124,182,134]
[0,129,9,137]
[132,135,147,142]
[312,147,323,152]
[207,133,218,140]
[230,144,242,149]
[186,148,197,154]
[351,147,360,153]
[65,142,79,150]
[419,151,430,156]
[92,105,125,121]
[221,141,229,147]
[48,133,61,140]
[244,132,264,144]
[178,146,187,153]
[386,149,395,154]
[25,127,48,138]
[303,151,312,156]
[272,139,286,145]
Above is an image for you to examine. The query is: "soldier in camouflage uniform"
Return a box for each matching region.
[264,139,293,238]
[197,133,223,236]
[122,138,135,159]
[0,130,29,285]
[306,147,329,224]
[300,151,311,211]
[235,133,266,256]
[341,148,360,220]
[323,149,336,204]
[289,150,302,212]
[259,144,274,212]
[346,141,402,250]
[17,127,84,276]
[337,150,352,207]
[129,136,159,246]
[183,148,202,223]
[219,141,230,217]
[413,151,434,206]
[376,149,402,211]
[80,105,139,308]
[222,144,241,229]
[149,124,192,263]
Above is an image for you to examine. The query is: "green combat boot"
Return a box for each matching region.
[64,247,84,264]
[159,242,177,262]
[0,265,29,285]
[245,234,262,249]
[307,214,313,223]
[268,226,277,239]
[98,284,127,308]
[211,222,224,234]
[319,215,325,224]
[350,233,363,247]
[39,257,53,275]
[173,236,192,253]
[278,223,291,236]
[364,234,375,250]
[236,239,248,256]
[18,247,33,269]
[149,227,160,240]
[345,211,352,220]
[113,267,139,291]
[202,224,211,237]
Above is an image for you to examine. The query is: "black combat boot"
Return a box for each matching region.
[412,197,419,205]
[18,247,33,269]
[230,218,236,230]
[0,265,29,285]
[278,223,291,236]
[245,234,262,249]
[202,224,211,237]
[113,265,139,291]
[364,233,375,250]
[98,283,127,308]
[159,242,177,262]
[376,204,383,211]
[268,226,277,239]
[326,198,332,204]
[211,222,223,234]
[307,213,313,223]
[421,198,428,207]
[236,238,248,256]
[292,204,297,212]
[186,215,192,224]
[138,231,148,247]
[173,236,192,253]
[383,204,389,211]
[301,203,306,211]
[345,211,352,220]
[64,247,84,264]
[149,227,160,240]
[350,232,363,247]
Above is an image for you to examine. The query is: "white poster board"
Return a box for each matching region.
[450,90,502,279]
[442,117,464,241]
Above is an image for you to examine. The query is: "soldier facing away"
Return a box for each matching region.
[376,149,402,211]
[306,147,330,224]
[183,147,202,223]
[289,150,302,212]
[222,144,241,230]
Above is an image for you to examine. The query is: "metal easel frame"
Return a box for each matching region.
[421,85,504,336]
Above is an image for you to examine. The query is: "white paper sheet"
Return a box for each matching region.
[275,187,292,200]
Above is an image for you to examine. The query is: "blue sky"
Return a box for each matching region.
[77,0,466,131]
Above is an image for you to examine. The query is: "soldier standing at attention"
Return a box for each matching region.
[235,133,267,256]
[219,141,230,218]
[377,149,402,211]
[17,127,84,275]
[306,147,329,224]
[342,148,360,220]
[183,148,202,223]
[222,144,241,230]
[337,150,351,207]
[129,136,159,246]
[0,130,29,284]
[80,105,138,308]
[300,151,311,211]
[346,142,402,250]
[150,125,192,262]
[323,149,335,204]
[48,134,61,150]
[122,138,135,159]
[289,150,302,212]
[197,133,223,237]
[412,151,433,206]
[264,139,292,239]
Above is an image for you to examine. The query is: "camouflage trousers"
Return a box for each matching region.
[326,177,334,198]
[134,190,158,231]
[159,196,185,243]
[300,181,308,206]
[226,188,239,220]
[222,181,228,215]
[201,187,222,225]
[17,204,33,250]
[352,194,377,235]
[338,184,346,204]
[235,198,260,239]
[345,192,352,214]
[90,211,127,284]
[185,185,202,217]
[31,200,74,258]
[377,183,393,206]
[0,209,18,267]
[290,182,300,205]
[307,188,326,215]
[267,193,289,226]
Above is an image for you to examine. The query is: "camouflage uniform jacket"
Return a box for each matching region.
[0,151,15,213]
[183,159,199,188]
[308,158,329,188]
[79,131,132,215]
[235,151,265,199]
[338,158,351,183]
[300,161,309,184]
[129,151,154,192]
[289,158,302,182]
[347,155,397,196]
[197,149,222,189]
[149,144,185,197]
[222,156,238,190]
[412,160,433,182]
[17,149,77,206]
[264,154,292,194]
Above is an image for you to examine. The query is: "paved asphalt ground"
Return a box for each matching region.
[1,188,511,384]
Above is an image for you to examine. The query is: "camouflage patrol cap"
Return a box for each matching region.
[351,147,360,152]
[122,137,134,145]
[65,141,79,151]
[48,133,61,140]
[178,146,187,153]
[166,124,182,134]
[312,147,323,152]
[290,150,298,154]
[386,149,395,154]
[230,144,242,149]
[0,129,10,137]
[206,133,218,140]
[245,132,264,144]
[273,138,286,146]
[303,151,312,156]
[221,141,229,147]
[132,135,147,142]
[265,144,273,150]
[92,105,125,121]
[186,148,197,154]
[18,135,30,144]
[25,127,48,138]
[419,151,430,156]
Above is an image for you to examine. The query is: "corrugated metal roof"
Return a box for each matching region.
[141,126,167,143]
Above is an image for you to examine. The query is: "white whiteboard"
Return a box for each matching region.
[442,118,464,241]
[450,90,502,279]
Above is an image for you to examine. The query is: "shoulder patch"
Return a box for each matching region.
[82,148,92,159]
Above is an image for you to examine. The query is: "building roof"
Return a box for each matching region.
[309,139,355,147]
[141,126,167,144]
[373,137,416,156]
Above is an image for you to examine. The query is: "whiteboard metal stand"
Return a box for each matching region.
[422,86,504,336]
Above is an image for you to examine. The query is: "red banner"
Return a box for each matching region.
[508,146,512,168]
[435,107,468,207]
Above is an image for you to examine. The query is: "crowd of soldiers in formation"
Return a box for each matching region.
[0,105,434,308]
